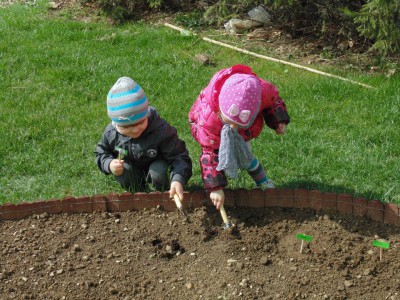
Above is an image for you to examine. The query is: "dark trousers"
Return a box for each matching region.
[115,159,169,192]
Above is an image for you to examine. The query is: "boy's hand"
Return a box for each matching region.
[110,159,124,176]
[210,189,225,210]
[169,181,184,200]
[275,122,286,135]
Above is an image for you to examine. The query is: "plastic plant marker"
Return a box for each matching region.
[118,149,122,162]
[115,147,128,162]
[372,240,390,249]
[372,240,390,261]
[296,233,313,253]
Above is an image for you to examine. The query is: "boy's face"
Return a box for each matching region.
[117,118,148,139]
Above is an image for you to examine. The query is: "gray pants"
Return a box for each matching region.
[115,159,169,193]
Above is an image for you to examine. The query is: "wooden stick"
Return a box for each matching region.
[164,22,188,33]
[220,205,230,225]
[173,194,183,210]
[164,23,375,90]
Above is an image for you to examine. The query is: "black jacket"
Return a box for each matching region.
[95,107,192,186]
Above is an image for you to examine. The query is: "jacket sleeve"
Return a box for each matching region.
[94,127,115,175]
[159,124,193,186]
[199,148,228,191]
[259,79,290,130]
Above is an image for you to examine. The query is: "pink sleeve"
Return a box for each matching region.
[259,79,290,129]
[200,149,227,191]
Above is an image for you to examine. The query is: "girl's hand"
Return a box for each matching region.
[110,159,124,176]
[210,189,225,210]
[275,123,287,135]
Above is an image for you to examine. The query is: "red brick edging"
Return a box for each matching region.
[0,189,399,226]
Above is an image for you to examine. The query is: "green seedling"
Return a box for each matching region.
[296,233,313,253]
[372,239,390,261]
[115,147,128,162]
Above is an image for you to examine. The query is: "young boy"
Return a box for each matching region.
[95,76,192,201]
[189,65,290,209]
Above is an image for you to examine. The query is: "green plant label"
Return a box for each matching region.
[296,233,313,242]
[115,147,128,156]
[372,240,389,249]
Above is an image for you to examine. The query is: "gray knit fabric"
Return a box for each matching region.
[216,124,254,178]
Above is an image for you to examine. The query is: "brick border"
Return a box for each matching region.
[1,189,399,226]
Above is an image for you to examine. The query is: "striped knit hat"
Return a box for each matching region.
[107,77,149,126]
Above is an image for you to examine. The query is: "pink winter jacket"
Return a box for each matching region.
[188,64,290,191]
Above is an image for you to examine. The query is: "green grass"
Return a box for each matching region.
[1,1,399,204]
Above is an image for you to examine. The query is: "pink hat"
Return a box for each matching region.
[219,74,261,127]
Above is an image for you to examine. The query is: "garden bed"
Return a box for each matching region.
[1,190,399,299]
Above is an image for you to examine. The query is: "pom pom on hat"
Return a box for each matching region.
[107,77,149,126]
[219,73,261,127]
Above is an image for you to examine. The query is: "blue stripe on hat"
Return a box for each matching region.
[111,110,148,123]
[107,96,147,112]
[107,84,141,99]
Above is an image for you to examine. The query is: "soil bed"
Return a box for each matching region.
[1,206,399,299]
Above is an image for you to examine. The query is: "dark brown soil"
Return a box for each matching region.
[1,206,400,299]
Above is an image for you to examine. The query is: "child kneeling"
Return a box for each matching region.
[95,77,192,200]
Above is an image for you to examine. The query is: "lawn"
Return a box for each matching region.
[1,1,399,204]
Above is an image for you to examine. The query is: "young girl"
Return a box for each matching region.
[188,65,290,209]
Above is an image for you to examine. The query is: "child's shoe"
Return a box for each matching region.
[258,179,275,190]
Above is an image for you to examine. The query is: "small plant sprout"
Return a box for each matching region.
[115,147,128,162]
[372,239,390,261]
[296,233,313,253]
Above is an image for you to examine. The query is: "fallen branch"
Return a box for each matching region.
[164,23,375,90]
